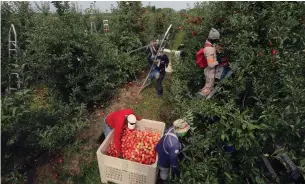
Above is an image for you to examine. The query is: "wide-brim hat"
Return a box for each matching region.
[173,119,190,134]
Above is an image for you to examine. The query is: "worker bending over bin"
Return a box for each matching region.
[199,28,221,96]
[104,109,141,157]
[155,119,191,183]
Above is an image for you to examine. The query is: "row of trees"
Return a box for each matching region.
[169,1,305,183]
[5,1,304,183]
[1,1,178,182]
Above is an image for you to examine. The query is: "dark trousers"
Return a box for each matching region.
[157,72,165,95]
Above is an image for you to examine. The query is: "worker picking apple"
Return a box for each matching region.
[147,40,158,69]
[197,28,221,96]
[103,109,141,157]
[147,43,169,97]
[155,119,191,183]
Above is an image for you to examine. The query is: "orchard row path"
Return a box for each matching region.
[33,72,172,184]
[33,31,184,184]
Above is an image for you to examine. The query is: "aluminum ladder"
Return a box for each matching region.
[8,24,21,93]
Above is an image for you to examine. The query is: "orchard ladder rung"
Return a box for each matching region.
[9,24,17,48]
[7,24,19,93]
[8,24,18,58]
[9,87,18,91]
[9,73,21,90]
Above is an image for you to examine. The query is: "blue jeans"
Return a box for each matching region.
[104,116,112,138]
[149,69,160,80]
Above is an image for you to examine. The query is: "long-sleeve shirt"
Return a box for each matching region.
[155,126,182,178]
[204,40,219,68]
[155,54,169,75]
[106,109,141,157]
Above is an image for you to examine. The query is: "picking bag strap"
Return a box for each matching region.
[163,128,179,155]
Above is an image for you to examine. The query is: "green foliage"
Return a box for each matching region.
[0,1,154,181]
[1,2,34,92]
[108,1,179,49]
[170,1,305,183]
[1,88,87,175]
[51,1,70,16]
[4,1,304,183]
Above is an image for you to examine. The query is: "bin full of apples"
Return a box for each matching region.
[106,127,161,165]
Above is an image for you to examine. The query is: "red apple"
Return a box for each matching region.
[57,158,63,163]
[258,52,262,57]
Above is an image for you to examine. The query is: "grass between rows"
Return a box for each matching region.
[36,31,184,184]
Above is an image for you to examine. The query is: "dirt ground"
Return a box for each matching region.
[77,71,149,144]
[33,70,176,183]
[33,31,184,184]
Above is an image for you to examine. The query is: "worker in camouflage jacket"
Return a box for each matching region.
[199,28,221,96]
[155,119,190,183]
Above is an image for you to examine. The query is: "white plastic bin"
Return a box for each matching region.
[97,119,166,184]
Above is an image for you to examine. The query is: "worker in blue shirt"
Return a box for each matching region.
[155,119,190,183]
